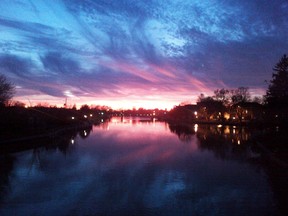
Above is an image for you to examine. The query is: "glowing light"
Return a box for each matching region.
[71,139,75,144]
[237,140,241,145]
[194,124,198,132]
[194,111,197,115]
[90,114,93,117]
[84,115,87,118]
[111,118,119,123]
[224,127,230,134]
[217,124,222,128]
[71,116,75,120]
[224,113,230,119]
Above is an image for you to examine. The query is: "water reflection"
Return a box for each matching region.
[169,123,253,145]
[168,123,195,142]
[0,118,286,216]
[195,125,255,161]
[168,123,288,215]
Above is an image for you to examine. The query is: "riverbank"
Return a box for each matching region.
[0,106,109,145]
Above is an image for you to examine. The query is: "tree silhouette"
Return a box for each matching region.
[213,88,230,105]
[0,74,15,106]
[265,54,288,107]
[80,104,90,112]
[231,87,250,105]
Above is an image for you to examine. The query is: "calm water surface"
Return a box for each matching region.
[0,117,282,215]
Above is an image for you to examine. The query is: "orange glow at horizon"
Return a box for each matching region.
[13,95,181,110]
[86,99,175,110]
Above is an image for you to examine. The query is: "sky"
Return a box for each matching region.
[0,0,288,109]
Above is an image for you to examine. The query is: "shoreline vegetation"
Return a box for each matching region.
[1,101,288,141]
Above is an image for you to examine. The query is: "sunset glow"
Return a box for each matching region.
[1,0,287,109]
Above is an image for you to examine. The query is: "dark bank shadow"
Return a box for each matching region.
[168,123,196,142]
[0,155,15,205]
[0,124,93,155]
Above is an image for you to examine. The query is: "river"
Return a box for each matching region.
[0,117,286,216]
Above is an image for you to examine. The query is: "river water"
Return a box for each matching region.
[0,117,284,215]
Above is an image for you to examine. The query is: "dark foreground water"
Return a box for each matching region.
[0,117,286,216]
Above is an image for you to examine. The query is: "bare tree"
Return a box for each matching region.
[0,74,15,106]
[213,88,230,105]
[231,87,251,105]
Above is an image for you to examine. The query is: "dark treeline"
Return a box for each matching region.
[168,87,266,125]
[169,54,288,125]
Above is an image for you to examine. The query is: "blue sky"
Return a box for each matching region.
[0,0,287,109]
